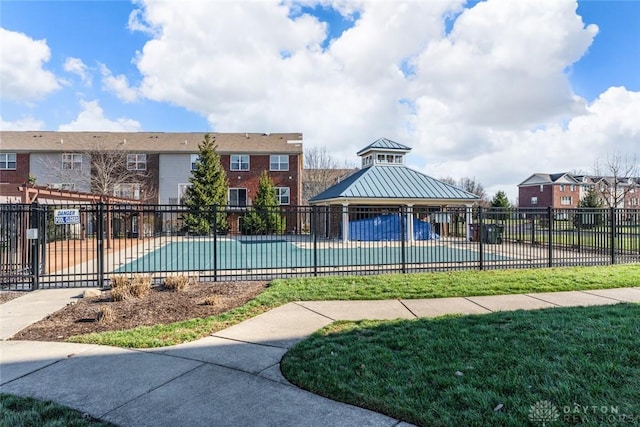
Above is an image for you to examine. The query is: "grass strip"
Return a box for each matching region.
[68,264,639,348]
[0,393,114,427]
[281,304,640,426]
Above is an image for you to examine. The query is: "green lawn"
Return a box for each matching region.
[69,264,640,348]
[0,394,114,427]
[281,304,640,427]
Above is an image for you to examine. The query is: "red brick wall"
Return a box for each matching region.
[552,184,581,209]
[220,154,301,206]
[0,153,30,184]
[518,184,553,208]
[519,184,581,208]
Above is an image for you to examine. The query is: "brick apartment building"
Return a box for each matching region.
[0,131,303,208]
[518,172,639,209]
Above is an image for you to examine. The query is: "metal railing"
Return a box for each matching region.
[1,204,638,290]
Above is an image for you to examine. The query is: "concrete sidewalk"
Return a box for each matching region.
[1,287,639,426]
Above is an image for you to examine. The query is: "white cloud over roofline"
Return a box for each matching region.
[0,28,61,102]
[57,100,142,132]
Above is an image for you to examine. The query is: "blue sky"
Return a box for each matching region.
[1,0,639,201]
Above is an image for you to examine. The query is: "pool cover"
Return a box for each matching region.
[348,214,439,241]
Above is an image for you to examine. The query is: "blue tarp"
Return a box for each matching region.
[347,214,440,241]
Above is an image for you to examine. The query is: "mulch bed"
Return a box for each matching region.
[9,281,268,342]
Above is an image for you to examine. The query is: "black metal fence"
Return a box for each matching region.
[1,203,638,290]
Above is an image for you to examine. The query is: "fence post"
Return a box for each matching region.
[213,205,218,282]
[29,202,40,290]
[478,206,484,270]
[312,206,318,277]
[96,202,105,287]
[610,207,616,265]
[400,206,406,274]
[547,207,553,268]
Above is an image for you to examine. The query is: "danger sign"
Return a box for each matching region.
[54,209,80,225]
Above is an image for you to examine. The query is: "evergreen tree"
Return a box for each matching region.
[489,190,511,221]
[578,186,604,208]
[241,171,286,234]
[183,134,228,234]
[490,191,511,208]
[575,186,604,228]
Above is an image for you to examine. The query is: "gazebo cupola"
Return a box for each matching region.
[357,137,412,168]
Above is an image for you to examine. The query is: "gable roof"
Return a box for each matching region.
[309,165,479,203]
[0,131,303,154]
[518,172,579,186]
[356,138,412,156]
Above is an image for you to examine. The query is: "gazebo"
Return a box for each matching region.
[309,138,480,242]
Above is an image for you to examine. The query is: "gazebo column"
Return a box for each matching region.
[406,204,414,242]
[342,202,349,243]
[465,204,473,241]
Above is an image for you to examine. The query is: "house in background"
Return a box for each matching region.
[518,173,583,209]
[0,131,303,210]
[309,138,480,242]
[518,172,639,209]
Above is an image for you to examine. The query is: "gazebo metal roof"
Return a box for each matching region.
[309,165,479,203]
[356,138,412,156]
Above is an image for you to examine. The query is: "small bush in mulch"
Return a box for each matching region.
[95,305,114,323]
[202,295,221,307]
[163,276,190,292]
[109,274,152,301]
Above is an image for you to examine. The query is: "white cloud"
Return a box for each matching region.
[64,57,92,86]
[0,27,61,101]
[100,64,139,103]
[58,100,141,131]
[0,115,44,131]
[117,0,637,202]
[424,86,640,202]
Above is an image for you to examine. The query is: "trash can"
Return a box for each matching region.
[469,224,480,241]
[483,224,504,244]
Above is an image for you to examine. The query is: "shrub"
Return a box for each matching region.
[129,274,152,298]
[96,305,115,323]
[202,295,221,307]
[110,285,131,301]
[110,275,129,289]
[109,274,152,301]
[164,275,190,292]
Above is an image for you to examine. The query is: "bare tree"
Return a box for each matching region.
[43,141,156,202]
[303,146,356,204]
[439,176,489,205]
[593,152,638,208]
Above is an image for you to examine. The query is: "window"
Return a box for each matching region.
[229,188,248,206]
[275,187,290,205]
[561,196,572,206]
[113,183,141,200]
[559,184,565,192]
[62,153,82,170]
[630,198,639,206]
[270,155,289,171]
[376,154,403,164]
[0,153,16,170]
[230,155,249,171]
[540,185,544,192]
[190,154,199,171]
[531,197,538,205]
[570,184,576,191]
[362,155,373,167]
[127,154,147,170]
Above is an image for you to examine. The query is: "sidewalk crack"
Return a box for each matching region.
[463,297,494,312]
